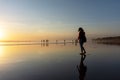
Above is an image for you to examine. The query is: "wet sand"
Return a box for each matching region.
[0,42,120,80]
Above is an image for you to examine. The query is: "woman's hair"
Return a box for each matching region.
[78,27,84,32]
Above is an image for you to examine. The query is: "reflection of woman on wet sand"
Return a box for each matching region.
[77,54,87,80]
[78,27,87,54]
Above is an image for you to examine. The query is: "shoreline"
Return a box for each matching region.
[92,36,120,45]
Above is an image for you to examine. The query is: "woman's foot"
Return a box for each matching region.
[80,52,85,55]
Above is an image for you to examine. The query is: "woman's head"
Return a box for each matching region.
[78,27,84,32]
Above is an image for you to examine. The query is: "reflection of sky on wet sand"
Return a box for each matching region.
[0,42,120,80]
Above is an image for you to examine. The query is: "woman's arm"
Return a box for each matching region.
[78,32,80,40]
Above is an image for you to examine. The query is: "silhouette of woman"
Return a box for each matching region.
[78,27,87,54]
[77,54,87,80]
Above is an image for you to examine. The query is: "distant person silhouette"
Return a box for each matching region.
[78,27,87,54]
[77,53,87,80]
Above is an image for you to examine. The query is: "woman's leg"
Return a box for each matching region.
[80,41,86,53]
[80,41,84,53]
[82,43,86,53]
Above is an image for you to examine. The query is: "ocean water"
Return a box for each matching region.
[0,42,120,80]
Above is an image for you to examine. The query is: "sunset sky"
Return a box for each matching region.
[0,0,120,40]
